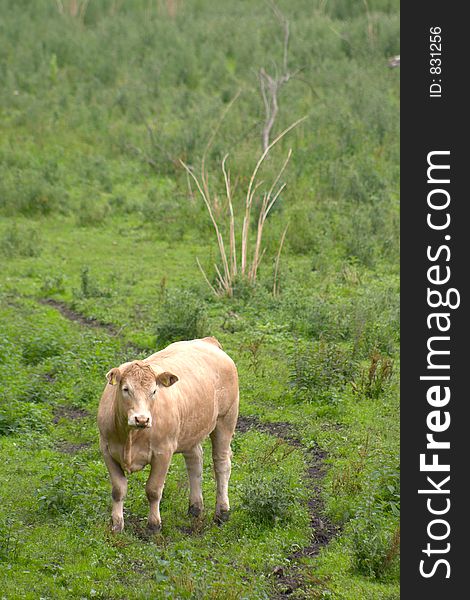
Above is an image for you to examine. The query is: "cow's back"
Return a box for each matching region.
[145,338,238,451]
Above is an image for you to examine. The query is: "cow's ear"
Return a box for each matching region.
[156,371,178,387]
[106,367,121,386]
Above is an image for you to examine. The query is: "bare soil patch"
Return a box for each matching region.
[236,415,340,597]
[55,441,91,454]
[52,405,90,424]
[39,298,119,335]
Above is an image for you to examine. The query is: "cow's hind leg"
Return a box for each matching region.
[210,405,237,523]
[183,444,204,517]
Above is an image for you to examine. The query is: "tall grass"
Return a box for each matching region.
[0,0,399,272]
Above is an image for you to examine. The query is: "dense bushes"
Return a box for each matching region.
[0,0,399,273]
[155,289,208,347]
[239,472,294,525]
[289,340,356,405]
[0,223,42,258]
[349,461,400,579]
[279,278,399,358]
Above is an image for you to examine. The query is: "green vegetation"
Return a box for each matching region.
[0,0,399,598]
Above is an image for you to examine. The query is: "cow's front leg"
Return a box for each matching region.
[183,444,204,517]
[146,450,173,531]
[102,446,128,533]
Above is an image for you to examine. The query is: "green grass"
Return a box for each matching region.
[0,0,399,597]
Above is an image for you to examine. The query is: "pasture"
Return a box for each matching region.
[0,1,399,598]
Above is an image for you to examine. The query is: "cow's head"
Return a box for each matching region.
[106,361,178,429]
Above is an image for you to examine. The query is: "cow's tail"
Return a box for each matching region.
[202,336,223,349]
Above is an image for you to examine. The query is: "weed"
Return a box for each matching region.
[221,310,244,333]
[76,198,110,227]
[350,512,399,579]
[288,340,356,404]
[40,274,67,296]
[367,462,400,517]
[239,472,294,525]
[74,266,112,299]
[22,334,63,365]
[348,459,400,578]
[0,519,20,563]
[331,434,371,499]
[0,223,42,258]
[351,351,394,399]
[37,457,101,517]
[0,170,64,216]
[155,288,207,346]
[0,404,17,436]
[241,335,265,376]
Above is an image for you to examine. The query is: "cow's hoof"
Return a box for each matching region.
[188,504,202,518]
[111,521,124,534]
[214,510,230,525]
[147,522,162,533]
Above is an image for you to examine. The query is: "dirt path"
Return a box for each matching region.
[237,416,340,597]
[39,298,145,354]
[39,298,121,335]
[41,299,339,597]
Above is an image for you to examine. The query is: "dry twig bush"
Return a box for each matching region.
[181,117,305,297]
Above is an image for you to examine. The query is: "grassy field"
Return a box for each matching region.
[0,1,399,598]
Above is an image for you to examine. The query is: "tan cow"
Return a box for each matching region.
[97,337,239,532]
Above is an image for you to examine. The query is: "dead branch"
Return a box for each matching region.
[259,2,298,152]
[55,0,90,21]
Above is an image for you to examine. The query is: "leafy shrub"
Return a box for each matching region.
[286,204,323,256]
[239,472,294,525]
[0,223,42,258]
[22,334,63,365]
[349,460,400,578]
[155,289,207,347]
[294,298,340,340]
[40,273,67,296]
[37,457,102,517]
[288,341,356,404]
[367,461,400,517]
[279,279,399,361]
[141,179,197,239]
[0,396,50,436]
[76,198,110,227]
[350,513,400,579]
[0,169,64,216]
[38,468,80,515]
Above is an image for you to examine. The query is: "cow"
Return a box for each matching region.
[97,337,239,533]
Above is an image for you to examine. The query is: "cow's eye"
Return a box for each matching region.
[122,387,129,393]
[152,389,157,395]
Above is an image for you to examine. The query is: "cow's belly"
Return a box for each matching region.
[175,408,218,452]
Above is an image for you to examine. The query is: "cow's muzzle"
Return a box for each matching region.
[129,414,151,428]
